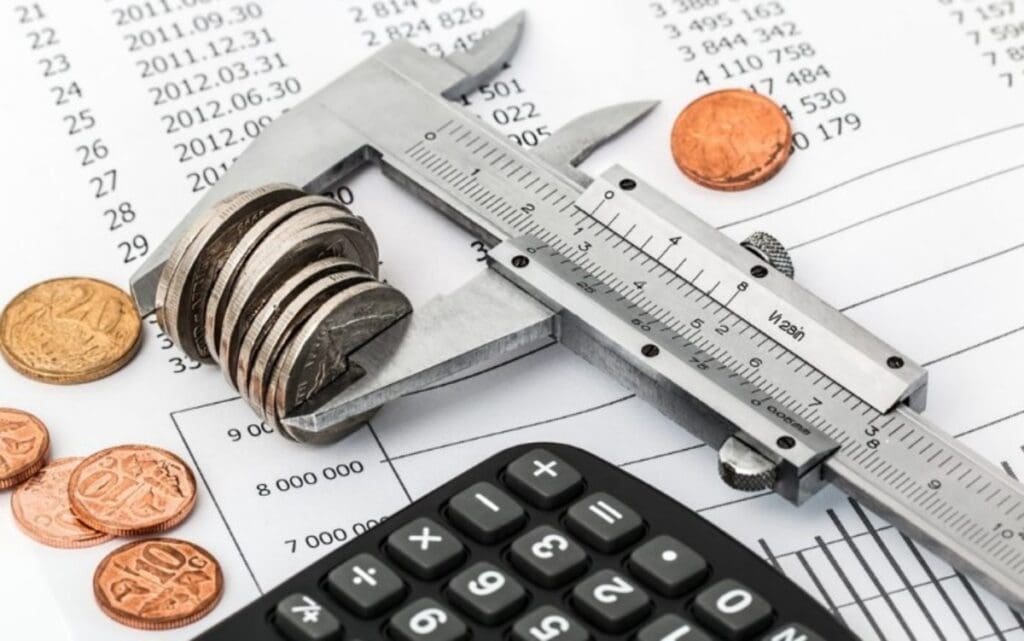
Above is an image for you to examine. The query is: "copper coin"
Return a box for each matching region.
[11,457,114,548]
[0,277,141,384]
[93,538,223,630]
[69,445,197,536]
[670,89,792,191]
[0,408,49,490]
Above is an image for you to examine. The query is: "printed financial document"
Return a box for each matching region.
[1,1,1024,639]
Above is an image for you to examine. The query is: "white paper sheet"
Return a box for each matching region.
[1,1,1023,639]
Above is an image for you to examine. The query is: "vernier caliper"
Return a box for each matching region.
[131,13,1024,610]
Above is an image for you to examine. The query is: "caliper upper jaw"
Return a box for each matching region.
[438,11,526,99]
[532,101,659,188]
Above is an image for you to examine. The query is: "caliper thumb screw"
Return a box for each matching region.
[741,231,794,279]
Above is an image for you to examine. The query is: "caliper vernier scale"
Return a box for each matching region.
[131,13,1024,610]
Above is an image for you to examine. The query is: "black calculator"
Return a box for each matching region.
[196,443,857,641]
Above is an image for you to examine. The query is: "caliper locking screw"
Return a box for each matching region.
[741,231,794,279]
[718,436,778,492]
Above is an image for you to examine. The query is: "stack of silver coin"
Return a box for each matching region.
[155,184,411,441]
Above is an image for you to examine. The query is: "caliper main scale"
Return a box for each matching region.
[130,12,1024,611]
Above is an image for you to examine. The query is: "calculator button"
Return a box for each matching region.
[447,481,526,543]
[694,579,774,640]
[571,569,651,632]
[760,623,827,641]
[446,561,527,624]
[509,525,589,588]
[511,605,590,641]
[505,448,583,508]
[637,614,714,641]
[274,593,342,641]
[386,517,466,579]
[389,598,468,641]
[325,553,405,618]
[628,535,708,596]
[565,492,643,552]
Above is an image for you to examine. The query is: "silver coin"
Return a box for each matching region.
[157,183,305,361]
[204,195,344,361]
[228,257,365,392]
[269,280,411,429]
[244,270,374,417]
[302,203,380,277]
[218,209,368,372]
[211,203,354,365]
[324,201,378,259]
[331,204,380,277]
[302,200,380,276]
[155,188,251,333]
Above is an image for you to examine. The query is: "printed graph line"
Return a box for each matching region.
[816,534,888,640]
[168,409,263,595]
[958,570,1008,641]
[367,421,413,504]
[840,240,1024,312]
[785,519,1024,641]
[759,538,782,572]
[956,409,1024,438]
[979,628,1023,641]
[829,508,916,640]
[923,324,1024,367]
[788,161,1024,251]
[849,499,946,640]
[718,120,1024,230]
[618,443,707,467]
[797,548,845,620]
[380,394,636,463]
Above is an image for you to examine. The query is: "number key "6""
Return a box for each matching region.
[410,607,447,635]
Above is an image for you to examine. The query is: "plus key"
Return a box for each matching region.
[504,448,583,508]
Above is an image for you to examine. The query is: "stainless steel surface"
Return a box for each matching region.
[719,436,778,492]
[232,257,364,393]
[533,101,659,188]
[826,405,1024,613]
[218,209,374,368]
[574,169,927,415]
[158,184,304,361]
[271,281,410,433]
[132,12,1024,609]
[740,231,795,279]
[206,195,336,360]
[246,266,373,416]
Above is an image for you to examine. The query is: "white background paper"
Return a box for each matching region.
[2,1,1024,639]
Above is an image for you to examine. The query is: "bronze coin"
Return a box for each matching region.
[69,445,197,536]
[93,538,223,630]
[0,277,141,384]
[0,408,49,490]
[670,89,792,191]
[11,457,114,548]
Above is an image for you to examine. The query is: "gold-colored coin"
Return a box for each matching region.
[0,277,141,384]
